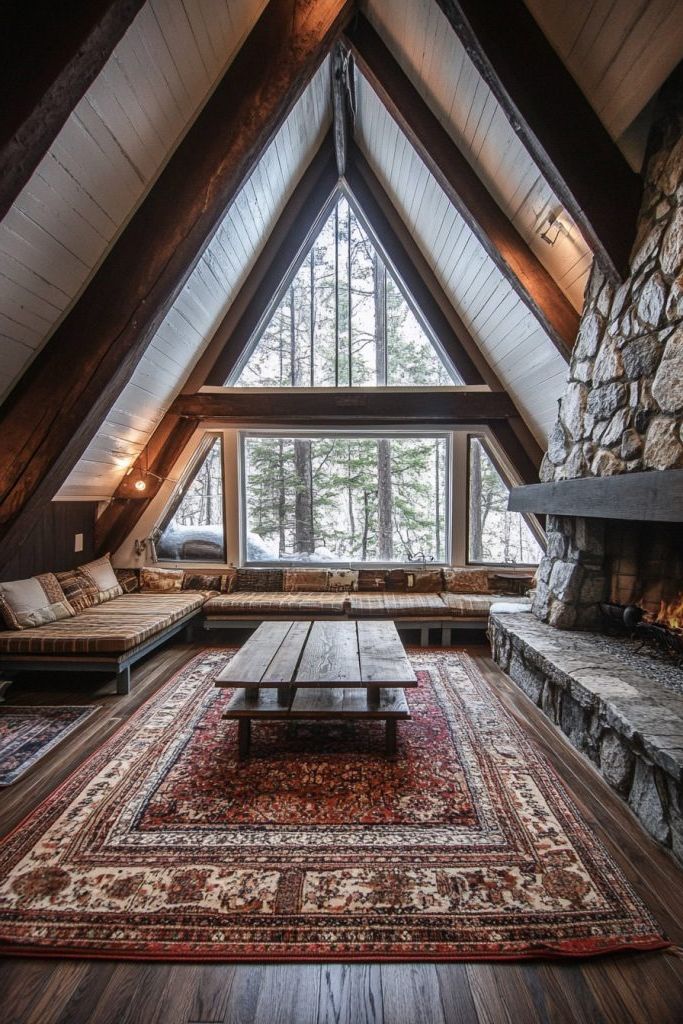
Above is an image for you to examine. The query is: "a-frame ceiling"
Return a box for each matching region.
[0,0,679,568]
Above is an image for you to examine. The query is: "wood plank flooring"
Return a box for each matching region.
[1,643,682,1024]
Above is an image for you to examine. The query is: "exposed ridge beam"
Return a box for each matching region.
[170,389,518,424]
[0,0,145,221]
[433,0,641,283]
[345,147,488,385]
[332,42,351,176]
[0,0,354,572]
[345,13,578,360]
[96,136,339,556]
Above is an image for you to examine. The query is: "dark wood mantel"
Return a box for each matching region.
[508,469,683,523]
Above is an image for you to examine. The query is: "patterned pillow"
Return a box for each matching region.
[326,569,359,592]
[442,568,490,594]
[77,555,123,604]
[283,569,329,593]
[0,574,75,630]
[235,568,283,592]
[56,569,99,613]
[140,567,184,592]
[357,569,386,592]
[385,569,408,591]
[406,569,443,593]
[182,572,224,592]
[114,568,140,594]
[221,568,237,593]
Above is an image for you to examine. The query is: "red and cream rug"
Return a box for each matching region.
[0,650,667,961]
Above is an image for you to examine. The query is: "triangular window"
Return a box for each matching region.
[231,193,462,387]
[156,435,225,561]
[468,437,543,565]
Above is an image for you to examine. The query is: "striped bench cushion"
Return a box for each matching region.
[347,593,447,617]
[439,592,529,616]
[0,592,206,655]
[204,591,349,616]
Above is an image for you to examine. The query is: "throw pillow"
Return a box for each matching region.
[442,567,490,594]
[406,569,443,593]
[114,568,140,593]
[284,569,329,592]
[77,555,123,604]
[326,569,359,592]
[56,569,99,613]
[221,568,237,593]
[357,569,386,591]
[0,573,76,630]
[140,567,184,592]
[235,568,283,592]
[182,572,224,592]
[385,569,408,591]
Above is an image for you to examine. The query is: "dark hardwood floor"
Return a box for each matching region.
[1,642,682,1024]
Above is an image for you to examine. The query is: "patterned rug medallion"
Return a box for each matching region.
[0,706,98,786]
[0,650,667,960]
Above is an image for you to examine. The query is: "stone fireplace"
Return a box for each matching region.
[490,77,683,864]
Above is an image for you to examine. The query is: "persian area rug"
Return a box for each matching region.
[0,705,98,786]
[0,650,667,961]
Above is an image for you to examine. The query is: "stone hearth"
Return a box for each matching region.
[490,611,683,865]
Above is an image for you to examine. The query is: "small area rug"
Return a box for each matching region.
[0,650,667,960]
[0,705,98,786]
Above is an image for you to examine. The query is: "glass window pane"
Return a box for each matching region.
[468,437,542,565]
[243,434,448,563]
[156,437,225,561]
[232,193,461,387]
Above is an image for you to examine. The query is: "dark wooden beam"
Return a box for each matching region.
[205,139,338,387]
[488,421,541,485]
[332,42,350,176]
[345,148,488,385]
[509,469,683,522]
[0,0,145,221]
[433,0,642,282]
[97,136,339,556]
[170,389,517,425]
[345,14,578,360]
[0,0,353,573]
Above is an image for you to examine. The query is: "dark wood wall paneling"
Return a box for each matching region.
[0,502,97,583]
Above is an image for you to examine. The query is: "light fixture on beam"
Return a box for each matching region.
[538,212,571,246]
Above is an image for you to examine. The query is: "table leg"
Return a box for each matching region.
[238,718,251,759]
[368,685,380,706]
[385,719,397,755]
[245,687,258,704]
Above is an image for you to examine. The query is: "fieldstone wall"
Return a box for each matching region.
[490,613,683,866]
[532,92,682,629]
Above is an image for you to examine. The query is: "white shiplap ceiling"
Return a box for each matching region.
[57,61,332,499]
[361,0,594,315]
[353,72,569,444]
[0,0,268,404]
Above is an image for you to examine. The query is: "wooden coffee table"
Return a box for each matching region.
[216,620,417,757]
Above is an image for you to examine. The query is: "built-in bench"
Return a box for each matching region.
[489,610,683,866]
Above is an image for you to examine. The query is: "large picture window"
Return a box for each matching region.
[231,194,460,388]
[156,435,226,561]
[468,437,542,565]
[242,433,449,564]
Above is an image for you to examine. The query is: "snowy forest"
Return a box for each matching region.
[155,193,541,567]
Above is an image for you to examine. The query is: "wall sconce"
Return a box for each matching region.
[538,212,571,246]
[125,464,164,495]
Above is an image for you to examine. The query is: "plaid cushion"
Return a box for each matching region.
[204,591,348,615]
[114,568,140,594]
[440,592,528,616]
[0,593,205,655]
[442,568,491,594]
[326,569,359,592]
[235,568,283,592]
[347,593,447,617]
[182,572,225,592]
